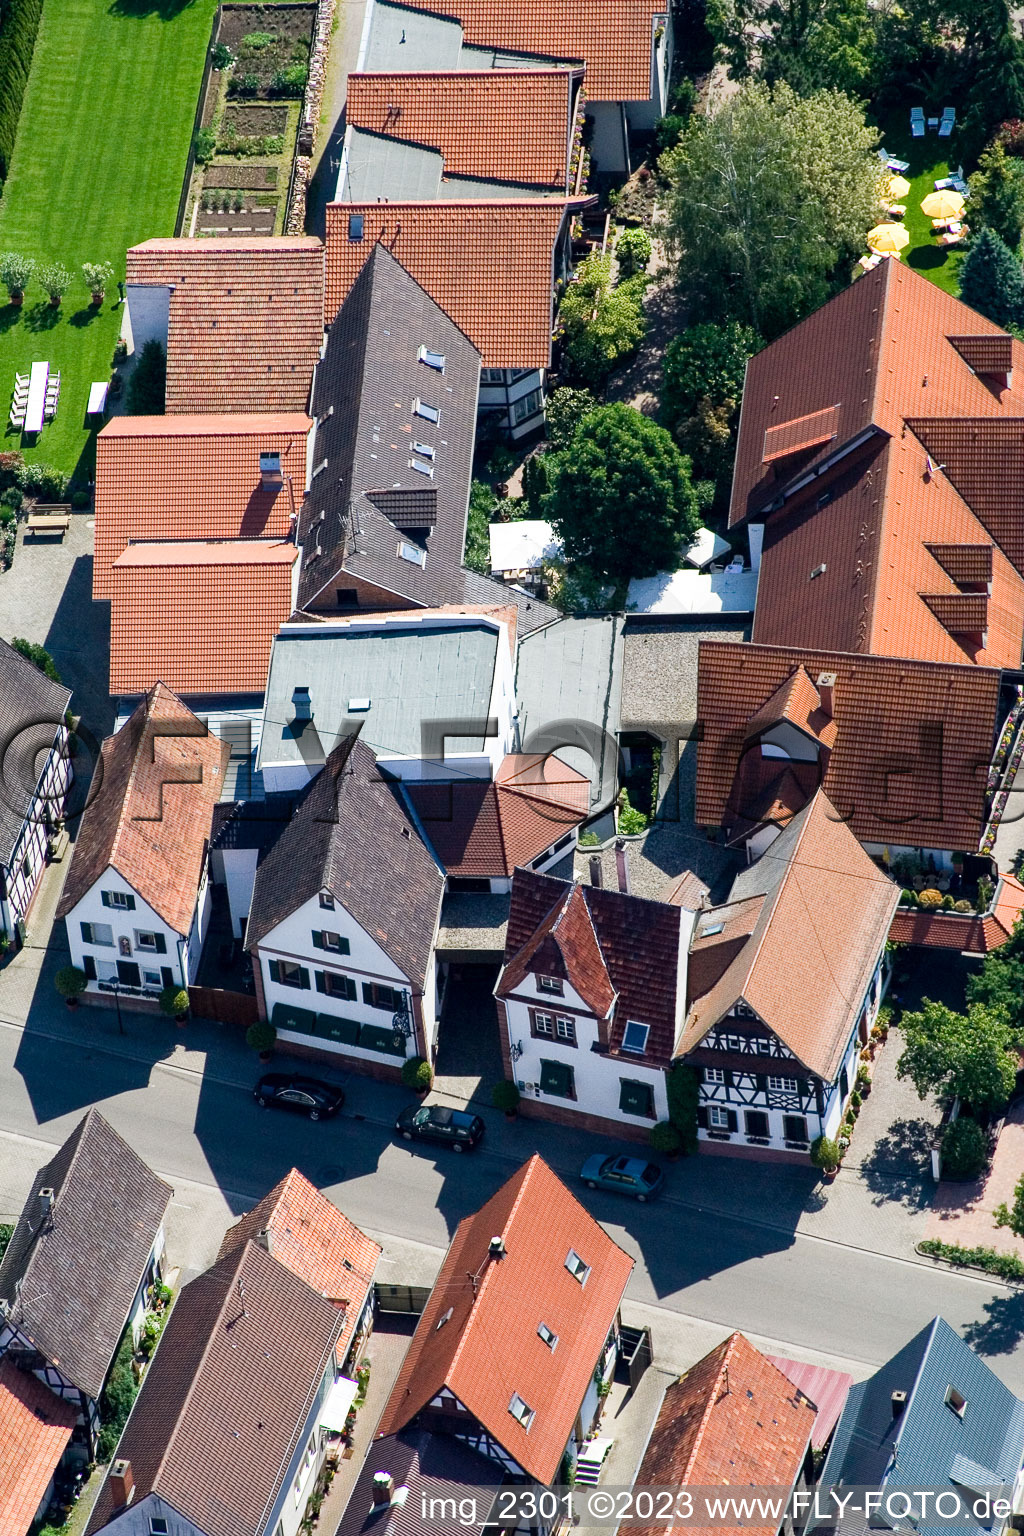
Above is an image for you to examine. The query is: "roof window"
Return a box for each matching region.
[150,1523,169,1536]
[537,1322,558,1350]
[412,442,435,461]
[348,214,364,242]
[436,1307,454,1331]
[701,921,725,938]
[945,1385,967,1417]
[509,1393,535,1430]
[565,1249,590,1285]
[418,346,445,372]
[398,541,426,567]
[409,459,434,479]
[622,1020,649,1055]
[413,399,440,424]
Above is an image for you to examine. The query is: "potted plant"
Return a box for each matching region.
[810,1134,841,1179]
[492,1080,521,1119]
[37,262,72,307]
[159,985,190,1026]
[82,260,114,305]
[246,1019,277,1062]
[0,251,33,305]
[401,1055,433,1095]
[649,1120,683,1158]
[55,964,88,1008]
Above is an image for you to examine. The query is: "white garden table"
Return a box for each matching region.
[24,361,49,433]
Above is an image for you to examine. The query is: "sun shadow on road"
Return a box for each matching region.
[962,1294,1024,1356]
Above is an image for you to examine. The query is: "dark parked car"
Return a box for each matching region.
[254,1073,345,1121]
[396,1102,485,1151]
[580,1153,664,1200]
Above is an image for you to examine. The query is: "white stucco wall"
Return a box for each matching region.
[62,865,189,995]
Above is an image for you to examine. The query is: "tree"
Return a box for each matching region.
[969,140,1024,251]
[968,916,1024,1027]
[11,638,60,682]
[401,1056,433,1091]
[463,480,493,574]
[126,339,167,415]
[958,0,1024,161]
[544,386,597,451]
[0,251,32,301]
[36,262,71,304]
[958,227,1024,328]
[616,225,652,277]
[707,0,875,95]
[546,403,701,580]
[941,1116,988,1178]
[558,254,647,387]
[663,81,883,338]
[650,1120,683,1154]
[897,999,1020,1111]
[662,321,759,479]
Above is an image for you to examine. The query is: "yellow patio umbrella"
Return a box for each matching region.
[921,189,964,219]
[885,174,911,199]
[867,221,911,254]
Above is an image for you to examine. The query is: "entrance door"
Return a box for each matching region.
[117,960,141,986]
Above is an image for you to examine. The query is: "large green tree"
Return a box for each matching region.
[546,403,701,580]
[968,917,1024,1027]
[558,254,647,388]
[897,999,1020,1111]
[707,0,875,95]
[969,140,1024,251]
[661,321,760,480]
[663,81,883,338]
[958,227,1024,328]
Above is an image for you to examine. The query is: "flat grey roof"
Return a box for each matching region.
[619,617,751,727]
[362,0,463,70]
[515,614,624,812]
[259,621,500,766]
[341,129,443,201]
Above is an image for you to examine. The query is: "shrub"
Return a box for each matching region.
[246,1019,277,1054]
[16,462,68,500]
[194,127,216,165]
[55,965,87,1000]
[617,790,647,835]
[665,1063,700,1153]
[919,1237,1024,1282]
[850,1089,862,1108]
[270,62,307,95]
[616,225,652,277]
[97,1330,137,1461]
[1,486,21,511]
[242,29,275,47]
[578,829,600,847]
[941,1116,988,1179]
[126,340,166,415]
[36,262,72,301]
[71,489,90,510]
[954,899,973,912]
[0,0,45,180]
[545,386,597,451]
[0,250,33,298]
[82,260,114,293]
[401,1056,433,1092]
[900,888,914,905]
[809,1134,840,1171]
[942,894,955,910]
[235,71,262,95]
[918,888,943,907]
[211,40,233,68]
[650,1120,683,1154]
[12,638,60,681]
[158,986,189,1019]
[995,1171,1024,1235]
[492,1080,521,1113]
[655,112,687,155]
[218,130,285,156]
[113,338,128,366]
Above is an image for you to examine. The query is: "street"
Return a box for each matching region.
[4,978,1024,1392]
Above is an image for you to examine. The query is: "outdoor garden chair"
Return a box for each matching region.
[879,148,910,171]
[911,107,925,136]
[938,107,956,137]
[9,405,25,428]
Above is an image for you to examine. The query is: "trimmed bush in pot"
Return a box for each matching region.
[246,1019,277,1061]
[55,965,87,1006]
[649,1120,682,1156]
[492,1080,521,1118]
[159,985,189,1024]
[401,1056,433,1093]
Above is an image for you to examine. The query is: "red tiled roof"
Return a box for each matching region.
[744,666,838,749]
[55,684,229,934]
[762,405,839,464]
[696,640,1002,853]
[681,792,900,1081]
[377,1155,633,1486]
[345,71,578,189]
[888,873,1024,952]
[323,203,578,368]
[407,757,588,876]
[732,262,1024,668]
[926,543,993,586]
[126,238,324,413]
[389,0,664,101]
[93,414,310,599]
[766,1356,853,1450]
[218,1169,381,1366]
[110,540,298,696]
[0,1360,76,1536]
[625,1334,815,1536]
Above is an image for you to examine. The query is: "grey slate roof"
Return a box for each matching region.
[85,1241,343,1536]
[245,736,444,991]
[0,1108,172,1401]
[335,1429,503,1536]
[515,615,624,810]
[0,636,71,867]
[817,1318,1024,1536]
[296,244,556,636]
[258,617,499,766]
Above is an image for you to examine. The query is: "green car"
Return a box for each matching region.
[581,1153,664,1200]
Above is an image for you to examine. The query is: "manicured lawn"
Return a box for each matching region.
[0,0,216,484]
[870,114,967,296]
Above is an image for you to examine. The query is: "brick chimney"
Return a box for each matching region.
[109,1460,134,1509]
[815,671,837,719]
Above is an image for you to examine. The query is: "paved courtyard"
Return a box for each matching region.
[926,1101,1024,1258]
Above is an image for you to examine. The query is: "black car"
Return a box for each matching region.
[396,1102,485,1151]
[254,1072,345,1121]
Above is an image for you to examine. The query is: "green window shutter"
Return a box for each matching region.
[81,922,93,943]
[318,1014,360,1045]
[342,976,356,1001]
[101,891,111,907]
[299,967,310,990]
[362,982,373,1006]
[312,931,325,950]
[540,1059,574,1098]
[154,932,166,954]
[268,959,281,983]
[125,894,136,911]
[726,1109,738,1132]
[337,937,351,956]
[82,955,97,980]
[161,966,174,988]
[619,1079,653,1117]
[315,970,326,993]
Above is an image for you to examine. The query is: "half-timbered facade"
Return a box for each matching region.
[679,790,900,1160]
[0,637,72,943]
[376,1155,633,1487]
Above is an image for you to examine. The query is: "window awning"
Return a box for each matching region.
[320,1376,359,1432]
[540,1059,573,1096]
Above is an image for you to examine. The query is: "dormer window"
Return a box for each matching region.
[538,975,563,996]
[565,1248,590,1284]
[413,398,439,424]
[509,1393,535,1429]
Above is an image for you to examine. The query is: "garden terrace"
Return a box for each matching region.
[889,873,1024,953]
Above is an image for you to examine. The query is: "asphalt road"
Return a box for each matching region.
[4,1009,1024,1391]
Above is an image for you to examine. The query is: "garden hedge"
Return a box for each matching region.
[0,0,45,180]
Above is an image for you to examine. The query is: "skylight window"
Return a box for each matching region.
[413,399,440,424]
[348,214,364,242]
[409,459,434,478]
[537,1322,558,1350]
[398,542,426,567]
[419,346,446,372]
[622,1020,650,1055]
[508,1393,535,1430]
[436,1307,454,1331]
[945,1385,967,1417]
[412,442,435,460]
[150,1522,169,1536]
[565,1249,590,1285]
[701,921,725,938]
